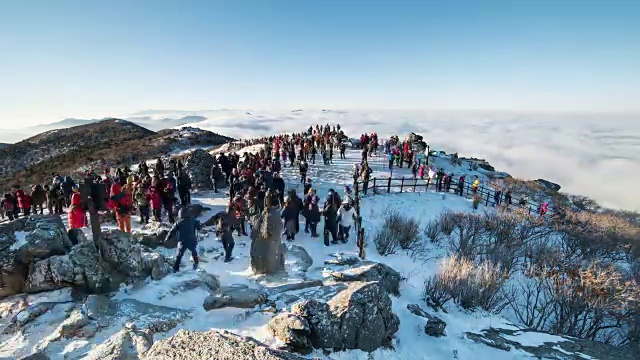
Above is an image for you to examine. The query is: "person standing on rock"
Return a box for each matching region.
[210,164,223,193]
[1,193,15,221]
[15,187,31,217]
[232,194,248,236]
[218,210,235,263]
[68,192,87,245]
[167,207,202,271]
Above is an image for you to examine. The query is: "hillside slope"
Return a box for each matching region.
[0,120,234,189]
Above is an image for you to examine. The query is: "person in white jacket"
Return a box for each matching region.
[337,200,356,243]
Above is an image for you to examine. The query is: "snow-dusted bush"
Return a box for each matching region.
[373,210,422,255]
[423,255,507,312]
[505,262,640,344]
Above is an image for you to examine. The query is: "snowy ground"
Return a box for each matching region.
[0,149,585,359]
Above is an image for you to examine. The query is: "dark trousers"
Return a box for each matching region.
[174,243,198,271]
[32,204,44,215]
[211,177,218,193]
[338,225,351,242]
[179,190,190,206]
[139,205,150,224]
[458,183,464,196]
[153,207,162,221]
[236,217,247,236]
[324,225,337,246]
[389,160,393,170]
[223,236,235,261]
[164,201,175,223]
[22,208,31,217]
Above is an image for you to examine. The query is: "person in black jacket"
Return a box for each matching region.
[166,207,202,272]
[177,171,192,206]
[299,161,308,184]
[272,172,285,205]
[323,201,338,246]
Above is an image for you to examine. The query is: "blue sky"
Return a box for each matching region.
[0,0,639,127]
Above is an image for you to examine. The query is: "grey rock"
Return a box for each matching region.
[324,254,361,266]
[82,295,191,334]
[85,328,152,360]
[268,312,312,354]
[251,208,286,275]
[287,244,313,273]
[424,317,446,337]
[19,352,50,360]
[536,179,561,192]
[287,281,400,352]
[3,302,60,334]
[203,284,268,311]
[165,271,220,297]
[183,149,216,190]
[55,308,90,339]
[144,329,307,360]
[266,280,324,294]
[329,261,401,296]
[140,251,172,281]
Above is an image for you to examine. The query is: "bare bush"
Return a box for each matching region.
[423,255,507,312]
[505,262,640,344]
[374,210,422,255]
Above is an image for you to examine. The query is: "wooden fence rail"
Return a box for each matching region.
[353,176,552,217]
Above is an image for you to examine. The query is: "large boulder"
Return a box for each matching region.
[98,230,144,278]
[287,244,313,274]
[275,281,400,353]
[203,284,268,311]
[144,329,307,360]
[82,295,192,333]
[251,208,286,275]
[268,313,312,354]
[0,215,70,297]
[329,261,401,296]
[184,149,216,190]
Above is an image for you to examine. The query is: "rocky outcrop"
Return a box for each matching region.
[183,149,215,190]
[0,215,72,297]
[144,329,307,360]
[203,284,268,311]
[536,179,562,192]
[3,222,172,298]
[466,327,636,360]
[407,304,446,337]
[271,281,399,353]
[268,313,312,354]
[329,261,401,296]
[251,208,286,275]
[287,244,313,274]
[84,327,153,360]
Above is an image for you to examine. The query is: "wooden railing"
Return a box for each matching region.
[353,175,553,216]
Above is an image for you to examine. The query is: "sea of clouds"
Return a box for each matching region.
[169,109,639,211]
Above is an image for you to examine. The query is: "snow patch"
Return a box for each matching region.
[10,231,28,250]
[502,331,569,347]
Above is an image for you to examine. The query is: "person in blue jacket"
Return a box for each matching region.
[166,207,202,272]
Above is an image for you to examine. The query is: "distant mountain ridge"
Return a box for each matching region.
[0,119,234,190]
[0,115,210,143]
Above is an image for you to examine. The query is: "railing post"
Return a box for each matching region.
[373,178,377,194]
[387,177,391,193]
[485,189,490,206]
[400,177,405,193]
[413,178,417,192]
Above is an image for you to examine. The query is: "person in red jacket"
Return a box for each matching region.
[67,192,87,245]
[15,188,32,217]
[68,193,87,229]
[149,178,163,222]
[109,178,133,233]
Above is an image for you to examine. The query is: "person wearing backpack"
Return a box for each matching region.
[68,192,87,245]
[134,182,151,224]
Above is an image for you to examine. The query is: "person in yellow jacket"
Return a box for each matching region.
[472,176,480,192]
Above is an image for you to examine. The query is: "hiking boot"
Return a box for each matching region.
[192,263,199,270]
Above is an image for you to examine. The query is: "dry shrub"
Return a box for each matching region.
[373,210,422,255]
[423,255,507,312]
[559,210,640,262]
[506,261,640,344]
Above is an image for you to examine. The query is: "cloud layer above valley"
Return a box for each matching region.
[161,109,638,211]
